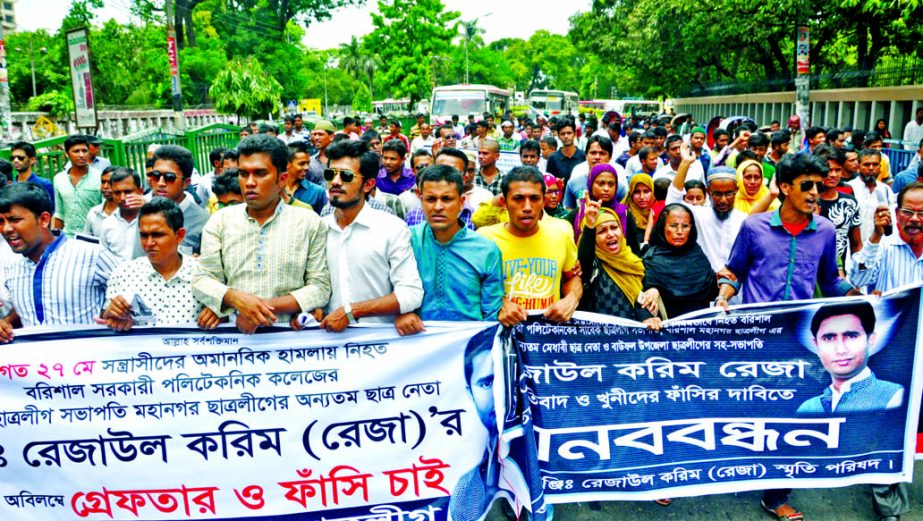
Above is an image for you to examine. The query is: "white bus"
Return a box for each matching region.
[528,89,579,116]
[372,98,410,116]
[430,84,512,126]
[578,99,662,117]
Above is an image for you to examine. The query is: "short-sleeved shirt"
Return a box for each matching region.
[545,149,587,184]
[14,173,55,214]
[376,165,416,195]
[478,222,578,311]
[53,167,103,237]
[107,255,204,326]
[818,194,861,266]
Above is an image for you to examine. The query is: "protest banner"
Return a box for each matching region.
[503,285,923,518]
[0,322,526,521]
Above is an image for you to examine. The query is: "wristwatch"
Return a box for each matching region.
[344,303,357,325]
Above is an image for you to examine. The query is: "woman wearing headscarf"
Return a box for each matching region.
[577,200,660,325]
[543,173,568,219]
[639,204,718,320]
[566,164,641,253]
[622,174,654,249]
[734,159,779,214]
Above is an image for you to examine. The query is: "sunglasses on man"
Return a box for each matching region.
[148,171,181,183]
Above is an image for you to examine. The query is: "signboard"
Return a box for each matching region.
[65,27,98,130]
[796,26,810,75]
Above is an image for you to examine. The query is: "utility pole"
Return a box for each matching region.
[166,0,185,131]
[794,24,811,128]
[0,24,12,143]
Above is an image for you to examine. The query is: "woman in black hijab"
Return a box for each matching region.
[638,203,718,319]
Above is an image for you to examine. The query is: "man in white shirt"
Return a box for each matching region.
[625,130,661,179]
[847,148,896,245]
[654,135,705,184]
[667,146,748,273]
[103,198,206,330]
[563,135,627,209]
[410,123,435,153]
[316,139,423,332]
[100,168,145,262]
[903,107,923,151]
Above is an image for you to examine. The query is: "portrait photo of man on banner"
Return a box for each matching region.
[797,300,905,415]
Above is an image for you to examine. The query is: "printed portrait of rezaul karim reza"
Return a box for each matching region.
[797,300,904,415]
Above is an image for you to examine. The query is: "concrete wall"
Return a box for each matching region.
[672,85,922,141]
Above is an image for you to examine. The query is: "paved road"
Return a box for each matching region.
[486,460,923,520]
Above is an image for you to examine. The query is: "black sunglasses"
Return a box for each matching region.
[11,155,27,161]
[148,171,180,183]
[798,180,828,193]
[324,168,358,183]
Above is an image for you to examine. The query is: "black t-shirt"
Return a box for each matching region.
[546,148,587,183]
[818,193,861,266]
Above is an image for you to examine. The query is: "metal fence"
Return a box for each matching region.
[3,123,244,180]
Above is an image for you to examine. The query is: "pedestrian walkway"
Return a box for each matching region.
[488,461,923,520]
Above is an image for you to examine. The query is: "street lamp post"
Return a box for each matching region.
[462,13,491,84]
[15,40,47,98]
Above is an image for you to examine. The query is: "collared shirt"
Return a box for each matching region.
[410,222,504,321]
[307,153,327,186]
[828,367,903,411]
[289,179,327,214]
[474,170,504,196]
[278,132,305,145]
[376,165,416,195]
[107,255,203,326]
[404,203,476,230]
[410,135,434,153]
[4,235,118,326]
[850,234,923,292]
[320,196,397,217]
[193,202,331,321]
[83,202,115,238]
[666,184,748,272]
[53,166,103,237]
[14,173,55,214]
[133,195,209,257]
[847,177,896,244]
[99,211,139,262]
[323,204,423,323]
[725,209,853,303]
[545,148,587,183]
[497,135,520,152]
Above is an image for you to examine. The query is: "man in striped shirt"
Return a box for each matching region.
[0,183,118,341]
[193,134,331,334]
[850,182,923,292]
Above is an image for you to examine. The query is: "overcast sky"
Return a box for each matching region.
[18,0,587,49]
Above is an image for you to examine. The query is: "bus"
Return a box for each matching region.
[372,98,411,116]
[528,89,579,116]
[578,99,662,118]
[430,84,512,126]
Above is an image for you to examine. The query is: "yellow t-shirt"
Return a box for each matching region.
[478,222,578,311]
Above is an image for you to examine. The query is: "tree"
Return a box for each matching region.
[365,0,459,105]
[339,36,381,99]
[352,82,372,112]
[209,57,283,120]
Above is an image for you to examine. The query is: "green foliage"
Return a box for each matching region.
[25,91,75,117]
[209,57,284,119]
[366,0,459,105]
[352,82,372,112]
